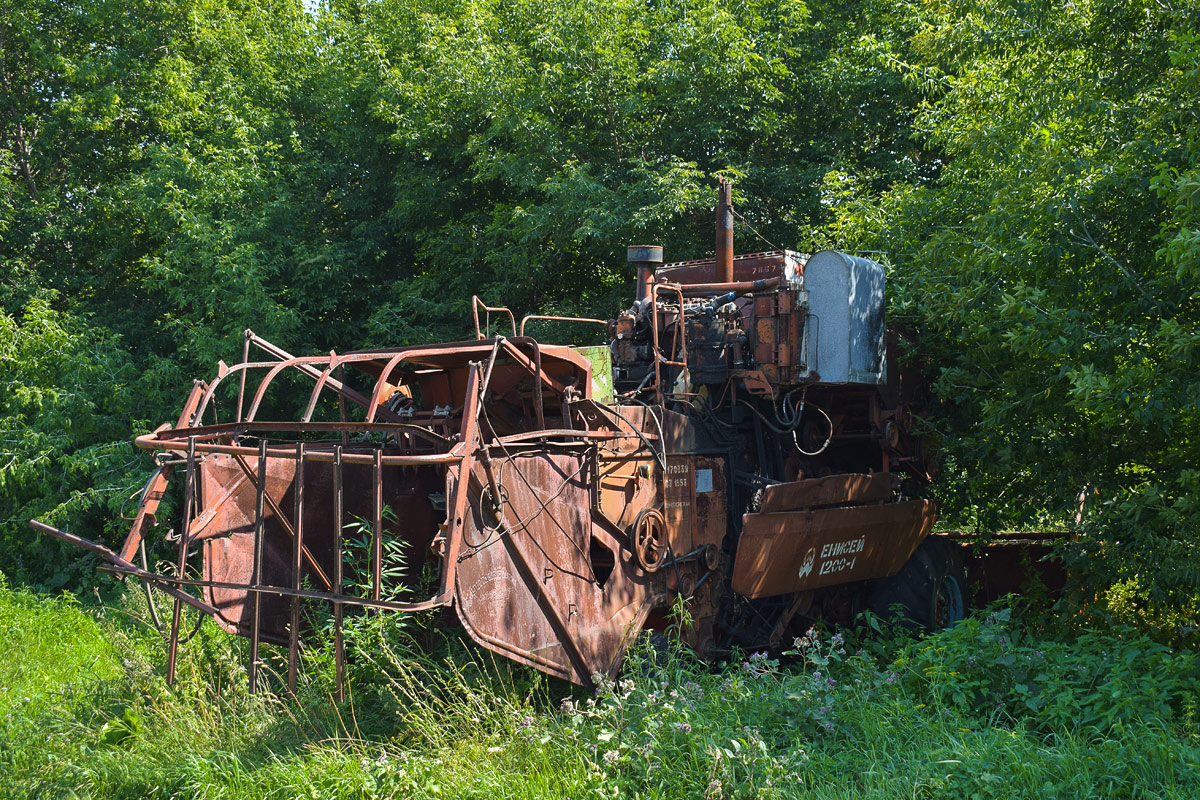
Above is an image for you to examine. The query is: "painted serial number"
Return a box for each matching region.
[819,556,857,576]
[815,537,866,577]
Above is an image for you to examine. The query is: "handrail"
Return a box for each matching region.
[650,283,688,405]
[472,296,517,340]
[518,314,607,338]
[500,337,547,428]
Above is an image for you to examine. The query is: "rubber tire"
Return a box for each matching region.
[868,536,967,630]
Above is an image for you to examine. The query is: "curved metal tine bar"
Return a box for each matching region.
[196,360,289,427]
[245,358,302,422]
[365,351,413,423]
[195,353,411,427]
[236,331,252,423]
[248,351,385,423]
[300,352,339,423]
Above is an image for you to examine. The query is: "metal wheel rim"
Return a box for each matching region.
[934,574,964,629]
[633,509,667,572]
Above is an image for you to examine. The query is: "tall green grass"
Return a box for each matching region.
[2,573,1197,800]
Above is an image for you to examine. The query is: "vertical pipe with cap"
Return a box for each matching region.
[716,178,734,284]
[627,245,663,303]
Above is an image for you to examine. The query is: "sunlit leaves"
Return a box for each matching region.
[834,0,1200,600]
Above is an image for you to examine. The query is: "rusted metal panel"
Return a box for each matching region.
[453,451,653,684]
[656,251,805,286]
[754,316,777,369]
[664,456,695,554]
[199,452,440,644]
[950,534,1069,602]
[595,453,657,532]
[731,499,937,598]
[680,456,727,656]
[691,458,727,554]
[760,473,899,513]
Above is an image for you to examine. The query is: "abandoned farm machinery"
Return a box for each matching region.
[32,180,1056,692]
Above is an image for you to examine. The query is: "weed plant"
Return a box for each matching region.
[1,572,1197,799]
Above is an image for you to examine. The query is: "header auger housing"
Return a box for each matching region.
[34,181,1008,693]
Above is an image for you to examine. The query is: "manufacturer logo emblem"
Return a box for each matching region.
[797,547,816,579]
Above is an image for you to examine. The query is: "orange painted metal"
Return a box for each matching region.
[731,499,937,598]
[760,473,899,513]
[453,450,655,684]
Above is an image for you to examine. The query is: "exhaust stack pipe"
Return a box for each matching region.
[627,245,663,302]
[716,178,734,284]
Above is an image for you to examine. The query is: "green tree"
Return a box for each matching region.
[0,298,150,587]
[832,0,1200,611]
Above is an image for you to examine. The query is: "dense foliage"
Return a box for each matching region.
[1,0,1197,620]
[828,0,1200,620]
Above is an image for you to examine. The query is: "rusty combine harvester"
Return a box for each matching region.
[33,179,1010,692]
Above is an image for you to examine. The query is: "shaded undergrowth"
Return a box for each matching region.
[1,574,1197,799]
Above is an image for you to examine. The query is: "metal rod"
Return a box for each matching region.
[137,434,460,466]
[249,439,267,694]
[166,436,196,685]
[372,447,383,607]
[288,442,305,696]
[231,454,334,591]
[333,445,345,703]
[518,315,607,338]
[92,566,448,611]
[478,446,502,513]
[337,364,349,448]
[237,331,251,422]
[148,420,450,446]
[439,364,482,596]
[472,296,517,339]
[31,519,446,616]
[651,289,662,404]
[28,521,221,616]
[649,284,689,403]
[678,277,782,296]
